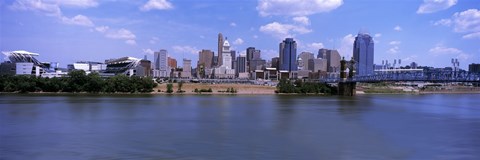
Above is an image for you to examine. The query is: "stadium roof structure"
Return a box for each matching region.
[105,56,141,74]
[2,50,44,67]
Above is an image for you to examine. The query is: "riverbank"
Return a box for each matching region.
[154,83,277,95]
[357,83,480,94]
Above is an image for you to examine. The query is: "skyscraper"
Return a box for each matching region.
[253,50,261,60]
[154,49,168,77]
[298,52,314,70]
[353,32,374,76]
[271,57,279,69]
[198,49,214,69]
[317,49,341,73]
[230,50,236,69]
[167,56,177,68]
[221,39,232,69]
[181,58,192,78]
[217,33,224,67]
[246,47,255,62]
[279,38,297,72]
[237,55,246,73]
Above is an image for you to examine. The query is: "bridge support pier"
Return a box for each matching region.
[338,57,356,96]
[338,82,356,96]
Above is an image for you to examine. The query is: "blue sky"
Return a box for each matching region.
[1,0,479,69]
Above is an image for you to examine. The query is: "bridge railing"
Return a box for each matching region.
[319,72,480,83]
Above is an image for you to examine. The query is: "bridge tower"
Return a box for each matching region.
[338,57,356,96]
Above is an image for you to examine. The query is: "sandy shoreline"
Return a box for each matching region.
[154,83,277,95]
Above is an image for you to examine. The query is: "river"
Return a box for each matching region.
[1,94,479,159]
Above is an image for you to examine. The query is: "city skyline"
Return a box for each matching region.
[1,0,479,69]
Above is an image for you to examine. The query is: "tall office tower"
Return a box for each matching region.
[246,47,255,62]
[167,57,177,68]
[271,57,279,69]
[230,50,236,69]
[213,55,218,66]
[217,33,224,67]
[317,49,341,72]
[253,50,261,60]
[182,58,192,78]
[154,49,168,77]
[353,32,374,76]
[237,54,246,73]
[279,38,297,71]
[308,58,327,72]
[198,49,214,69]
[298,52,314,70]
[221,39,232,69]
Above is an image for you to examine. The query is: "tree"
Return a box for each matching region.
[84,73,105,93]
[177,81,184,92]
[166,83,173,93]
[43,77,64,92]
[64,70,88,92]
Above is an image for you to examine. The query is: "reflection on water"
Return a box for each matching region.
[1,94,479,159]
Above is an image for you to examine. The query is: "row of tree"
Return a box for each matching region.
[276,79,337,95]
[0,70,157,93]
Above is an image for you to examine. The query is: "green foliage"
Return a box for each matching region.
[177,81,184,91]
[276,78,336,95]
[217,87,237,93]
[84,73,104,93]
[194,88,212,93]
[166,83,174,93]
[0,73,156,93]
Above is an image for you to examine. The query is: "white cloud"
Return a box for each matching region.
[233,38,244,45]
[433,19,452,26]
[306,42,324,52]
[140,0,173,11]
[10,0,97,27]
[402,55,419,63]
[259,22,312,39]
[387,46,400,54]
[105,28,136,40]
[61,15,94,27]
[94,26,137,45]
[257,0,343,16]
[394,25,402,31]
[428,44,472,60]
[230,22,237,27]
[338,34,355,58]
[452,9,480,33]
[95,26,109,33]
[50,0,98,8]
[389,41,401,45]
[388,41,401,54]
[172,45,199,55]
[143,48,154,55]
[10,0,62,17]
[374,33,382,38]
[462,32,480,39]
[9,0,99,16]
[150,37,159,44]
[293,16,310,25]
[429,45,462,55]
[125,39,136,45]
[435,9,480,39]
[417,0,457,14]
[253,35,259,39]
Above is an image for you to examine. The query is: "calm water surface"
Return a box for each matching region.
[1,94,479,159]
